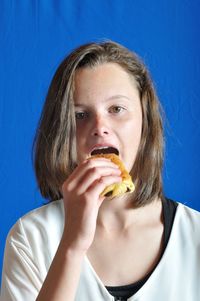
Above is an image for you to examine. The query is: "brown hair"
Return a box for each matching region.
[33,40,164,206]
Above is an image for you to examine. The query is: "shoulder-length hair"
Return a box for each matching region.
[33,41,164,206]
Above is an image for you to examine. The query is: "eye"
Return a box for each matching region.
[75,111,89,120]
[109,106,125,114]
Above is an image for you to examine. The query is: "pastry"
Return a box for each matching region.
[90,153,135,197]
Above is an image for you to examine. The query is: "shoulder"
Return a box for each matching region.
[175,202,200,242]
[177,202,200,222]
[7,199,64,257]
[21,198,64,228]
[1,200,65,298]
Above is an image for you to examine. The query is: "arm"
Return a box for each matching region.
[36,157,121,301]
[0,157,119,301]
[35,239,85,301]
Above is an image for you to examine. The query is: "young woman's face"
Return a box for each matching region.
[74,63,142,172]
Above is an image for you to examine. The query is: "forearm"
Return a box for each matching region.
[36,238,85,301]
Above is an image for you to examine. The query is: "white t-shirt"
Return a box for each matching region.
[1,199,200,301]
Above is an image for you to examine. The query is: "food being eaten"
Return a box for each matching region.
[90,153,135,197]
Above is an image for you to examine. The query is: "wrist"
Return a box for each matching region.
[59,232,88,259]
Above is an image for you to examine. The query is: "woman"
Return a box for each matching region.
[1,41,200,301]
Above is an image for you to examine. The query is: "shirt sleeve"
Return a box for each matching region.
[1,219,43,301]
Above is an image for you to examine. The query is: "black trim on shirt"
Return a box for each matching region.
[105,198,178,300]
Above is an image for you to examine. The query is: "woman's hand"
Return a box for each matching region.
[61,157,121,253]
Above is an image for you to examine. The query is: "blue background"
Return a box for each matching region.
[0,0,200,283]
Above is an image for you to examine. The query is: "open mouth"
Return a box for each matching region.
[91,147,119,156]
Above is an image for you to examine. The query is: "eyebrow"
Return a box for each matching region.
[107,94,131,101]
[74,94,132,107]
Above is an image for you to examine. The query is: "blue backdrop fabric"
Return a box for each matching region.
[0,0,200,283]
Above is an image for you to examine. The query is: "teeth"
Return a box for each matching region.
[92,146,110,152]
[95,147,109,150]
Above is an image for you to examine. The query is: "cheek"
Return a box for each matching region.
[123,116,142,141]
[76,126,82,142]
[76,122,88,142]
[126,125,142,153]
[121,117,142,169]
[76,125,90,162]
[76,127,84,159]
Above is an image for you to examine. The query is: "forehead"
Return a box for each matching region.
[74,63,139,103]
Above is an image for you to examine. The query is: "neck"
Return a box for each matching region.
[97,196,162,232]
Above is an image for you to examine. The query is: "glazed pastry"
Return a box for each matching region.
[90,153,135,197]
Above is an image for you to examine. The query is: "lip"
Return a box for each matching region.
[89,143,120,156]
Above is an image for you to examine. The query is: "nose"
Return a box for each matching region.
[91,114,110,137]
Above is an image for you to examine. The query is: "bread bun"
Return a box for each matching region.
[90,153,135,197]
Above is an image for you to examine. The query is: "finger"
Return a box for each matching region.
[76,166,121,195]
[86,175,122,200]
[63,158,120,192]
